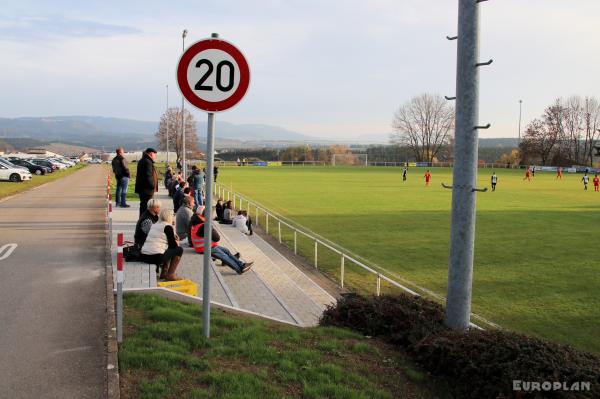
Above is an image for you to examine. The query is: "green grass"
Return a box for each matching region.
[120,294,442,399]
[214,166,600,353]
[0,163,88,199]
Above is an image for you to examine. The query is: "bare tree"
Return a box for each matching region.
[520,118,559,165]
[583,96,600,166]
[390,94,454,163]
[155,107,198,162]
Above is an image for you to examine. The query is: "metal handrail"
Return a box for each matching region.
[215,182,488,330]
[215,182,420,298]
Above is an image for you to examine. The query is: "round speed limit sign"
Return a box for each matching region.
[177,37,250,112]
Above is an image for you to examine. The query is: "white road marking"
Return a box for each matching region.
[0,243,17,261]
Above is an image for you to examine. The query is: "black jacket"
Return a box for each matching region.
[134,210,159,248]
[190,215,220,242]
[111,155,130,178]
[135,153,157,196]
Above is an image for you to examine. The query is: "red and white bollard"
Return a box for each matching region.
[116,233,124,343]
[108,203,113,246]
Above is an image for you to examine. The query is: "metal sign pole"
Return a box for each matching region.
[202,111,216,338]
[446,0,490,330]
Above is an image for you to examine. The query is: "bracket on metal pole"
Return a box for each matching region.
[475,59,493,67]
[474,124,491,130]
[445,96,456,101]
[476,0,489,3]
[446,35,458,41]
[442,183,488,193]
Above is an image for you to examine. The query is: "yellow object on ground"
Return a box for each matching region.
[157,279,198,296]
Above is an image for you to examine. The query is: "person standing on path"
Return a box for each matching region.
[135,148,158,215]
[491,172,498,191]
[190,165,203,206]
[111,147,131,207]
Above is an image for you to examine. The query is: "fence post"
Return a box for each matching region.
[255,207,259,226]
[314,240,318,268]
[340,255,345,288]
[278,221,282,243]
[266,213,269,234]
[294,230,297,254]
[376,273,381,296]
[116,233,124,343]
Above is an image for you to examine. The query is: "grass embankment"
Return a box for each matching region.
[121,294,442,399]
[214,166,600,353]
[0,163,87,200]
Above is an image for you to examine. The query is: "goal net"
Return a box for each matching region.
[331,153,368,166]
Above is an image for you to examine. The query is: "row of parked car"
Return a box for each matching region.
[0,156,79,182]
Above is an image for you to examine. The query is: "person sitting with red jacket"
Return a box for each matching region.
[190,206,253,274]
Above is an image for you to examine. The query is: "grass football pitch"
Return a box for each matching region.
[216,165,599,353]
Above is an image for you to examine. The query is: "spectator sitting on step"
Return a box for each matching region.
[220,200,234,224]
[176,195,195,247]
[140,209,184,281]
[232,210,253,235]
[214,198,224,221]
[191,209,253,274]
[134,199,161,249]
[173,182,188,213]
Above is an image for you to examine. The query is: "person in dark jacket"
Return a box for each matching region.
[164,167,173,190]
[135,148,158,216]
[213,166,219,182]
[214,198,224,221]
[190,165,204,206]
[134,199,161,249]
[111,147,131,207]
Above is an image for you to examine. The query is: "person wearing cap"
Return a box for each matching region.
[135,148,158,216]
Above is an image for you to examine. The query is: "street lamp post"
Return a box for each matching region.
[518,100,523,143]
[166,84,169,166]
[181,29,188,178]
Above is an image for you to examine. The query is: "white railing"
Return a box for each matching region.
[215,182,419,297]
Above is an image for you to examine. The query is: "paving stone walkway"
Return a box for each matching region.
[110,188,336,326]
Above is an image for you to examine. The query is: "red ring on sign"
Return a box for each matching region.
[177,38,250,112]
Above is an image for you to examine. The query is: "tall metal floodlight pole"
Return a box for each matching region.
[166,84,169,166]
[445,0,492,330]
[518,99,523,143]
[181,29,188,178]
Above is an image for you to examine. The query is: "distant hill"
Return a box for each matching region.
[0,116,314,150]
[0,116,521,150]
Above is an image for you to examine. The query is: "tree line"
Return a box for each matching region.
[519,96,599,166]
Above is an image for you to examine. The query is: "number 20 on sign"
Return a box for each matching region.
[177,37,250,112]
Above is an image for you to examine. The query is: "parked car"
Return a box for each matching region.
[9,159,49,175]
[31,159,56,172]
[0,157,29,172]
[45,158,68,169]
[0,162,32,182]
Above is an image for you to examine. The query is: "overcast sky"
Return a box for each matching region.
[1,0,599,139]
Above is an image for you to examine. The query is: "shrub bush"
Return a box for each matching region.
[321,294,600,398]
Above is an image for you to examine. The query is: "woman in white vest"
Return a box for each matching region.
[140,208,184,281]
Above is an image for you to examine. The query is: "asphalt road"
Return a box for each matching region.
[0,165,108,398]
